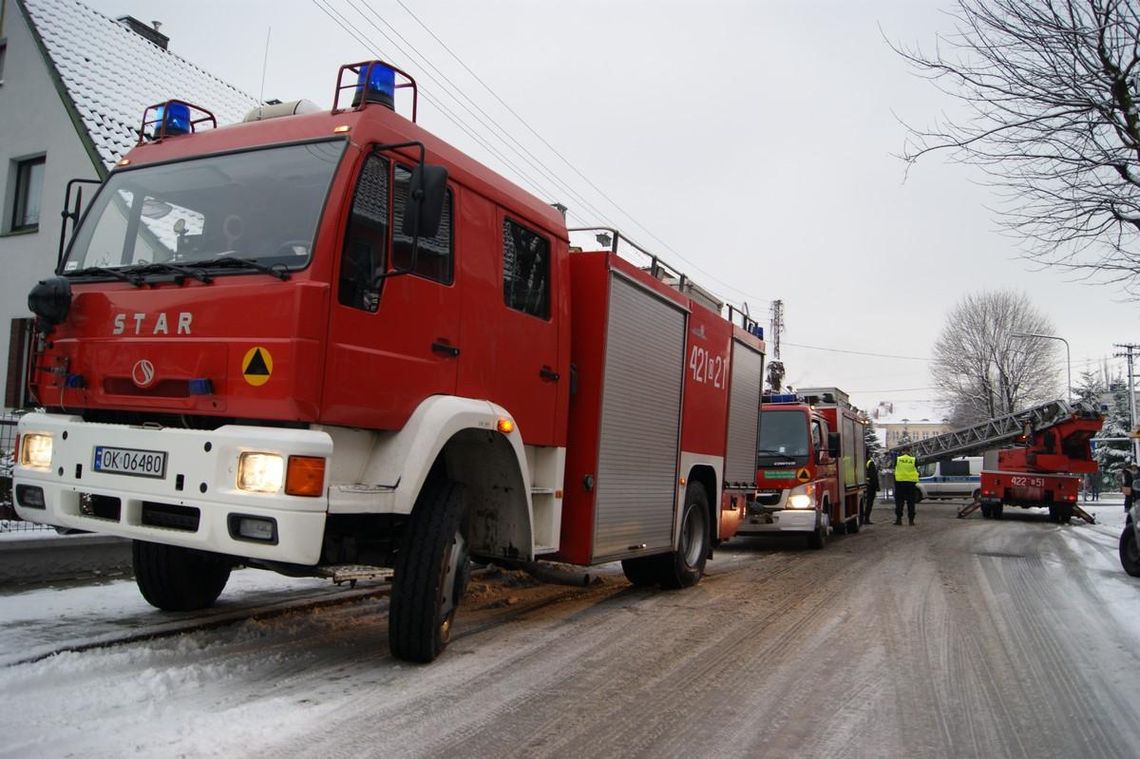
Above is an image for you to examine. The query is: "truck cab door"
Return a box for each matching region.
[323,152,460,428]
[486,216,562,445]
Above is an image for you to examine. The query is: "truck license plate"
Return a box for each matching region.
[93,446,167,479]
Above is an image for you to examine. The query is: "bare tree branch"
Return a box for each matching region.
[893,0,1140,295]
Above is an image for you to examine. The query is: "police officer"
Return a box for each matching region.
[864,457,879,525]
[893,445,919,525]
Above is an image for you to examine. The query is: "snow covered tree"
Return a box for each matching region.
[1072,368,1106,407]
[1096,377,1133,487]
[896,1,1140,297]
[863,417,883,458]
[931,290,1059,424]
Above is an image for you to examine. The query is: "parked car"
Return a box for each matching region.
[916,457,982,502]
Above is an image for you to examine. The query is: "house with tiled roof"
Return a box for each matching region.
[0,0,257,406]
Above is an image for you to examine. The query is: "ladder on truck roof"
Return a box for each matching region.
[889,398,1100,466]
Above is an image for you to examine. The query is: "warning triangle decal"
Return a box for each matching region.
[796,468,811,482]
[245,349,270,376]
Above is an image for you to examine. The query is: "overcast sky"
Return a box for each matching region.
[82,0,1140,414]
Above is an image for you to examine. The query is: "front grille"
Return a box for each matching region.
[141,502,200,531]
[755,491,783,506]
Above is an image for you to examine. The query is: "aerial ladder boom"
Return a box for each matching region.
[889,399,1101,466]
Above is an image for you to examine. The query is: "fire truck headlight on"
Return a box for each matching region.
[20,434,54,470]
[237,453,284,493]
[787,483,815,509]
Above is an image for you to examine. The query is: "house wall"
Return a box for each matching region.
[0,0,101,406]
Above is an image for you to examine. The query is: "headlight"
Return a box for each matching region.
[237,452,284,493]
[787,482,816,509]
[788,493,814,509]
[20,433,53,470]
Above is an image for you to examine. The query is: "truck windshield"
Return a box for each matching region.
[62,140,345,276]
[758,409,810,462]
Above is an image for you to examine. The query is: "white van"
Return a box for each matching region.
[916,457,982,501]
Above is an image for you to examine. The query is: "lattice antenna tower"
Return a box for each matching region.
[769,300,784,360]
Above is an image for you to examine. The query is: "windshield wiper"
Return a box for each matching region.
[757,448,794,456]
[126,262,214,284]
[193,256,291,281]
[66,266,145,287]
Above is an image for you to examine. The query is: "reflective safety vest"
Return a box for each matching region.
[894,454,919,483]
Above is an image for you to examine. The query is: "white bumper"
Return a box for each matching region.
[13,413,332,565]
[736,509,818,534]
[737,489,818,534]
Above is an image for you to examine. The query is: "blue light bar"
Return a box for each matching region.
[765,393,799,404]
[750,324,765,339]
[354,63,395,109]
[154,102,191,138]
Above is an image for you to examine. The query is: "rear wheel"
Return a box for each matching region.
[993,504,1004,520]
[980,503,992,519]
[621,555,665,587]
[1057,504,1074,524]
[389,479,470,663]
[132,540,232,611]
[1120,526,1140,577]
[658,482,711,589]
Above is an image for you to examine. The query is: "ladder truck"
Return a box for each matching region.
[888,400,1104,524]
[11,60,766,662]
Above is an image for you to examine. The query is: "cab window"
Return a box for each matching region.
[503,218,550,318]
[338,154,389,312]
[339,157,455,312]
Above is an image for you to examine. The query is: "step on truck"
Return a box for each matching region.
[739,387,867,548]
[11,61,766,662]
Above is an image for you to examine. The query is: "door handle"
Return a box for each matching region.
[431,340,460,358]
[539,366,560,382]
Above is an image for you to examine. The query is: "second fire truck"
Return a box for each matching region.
[739,387,868,548]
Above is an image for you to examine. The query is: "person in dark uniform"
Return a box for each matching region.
[893,446,919,525]
[863,457,879,525]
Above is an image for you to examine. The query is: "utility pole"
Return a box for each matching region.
[1115,343,1139,462]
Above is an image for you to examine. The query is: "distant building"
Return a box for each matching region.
[0,0,256,406]
[870,400,952,449]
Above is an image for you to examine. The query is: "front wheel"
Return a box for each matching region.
[1120,526,1140,577]
[658,482,711,589]
[389,479,470,663]
[132,540,232,611]
[808,507,828,550]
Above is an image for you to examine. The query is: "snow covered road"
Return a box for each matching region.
[1,499,1138,758]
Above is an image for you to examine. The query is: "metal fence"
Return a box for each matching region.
[0,412,53,534]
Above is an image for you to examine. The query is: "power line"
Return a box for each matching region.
[383,0,775,308]
[311,0,575,217]
[783,342,930,361]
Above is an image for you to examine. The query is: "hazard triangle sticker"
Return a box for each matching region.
[242,347,273,387]
[796,467,811,483]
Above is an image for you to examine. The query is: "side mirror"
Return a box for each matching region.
[827,432,841,458]
[401,164,448,238]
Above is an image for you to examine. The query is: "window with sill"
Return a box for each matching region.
[11,155,46,233]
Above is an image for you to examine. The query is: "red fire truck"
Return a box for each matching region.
[11,61,766,662]
[892,399,1103,524]
[739,387,867,548]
